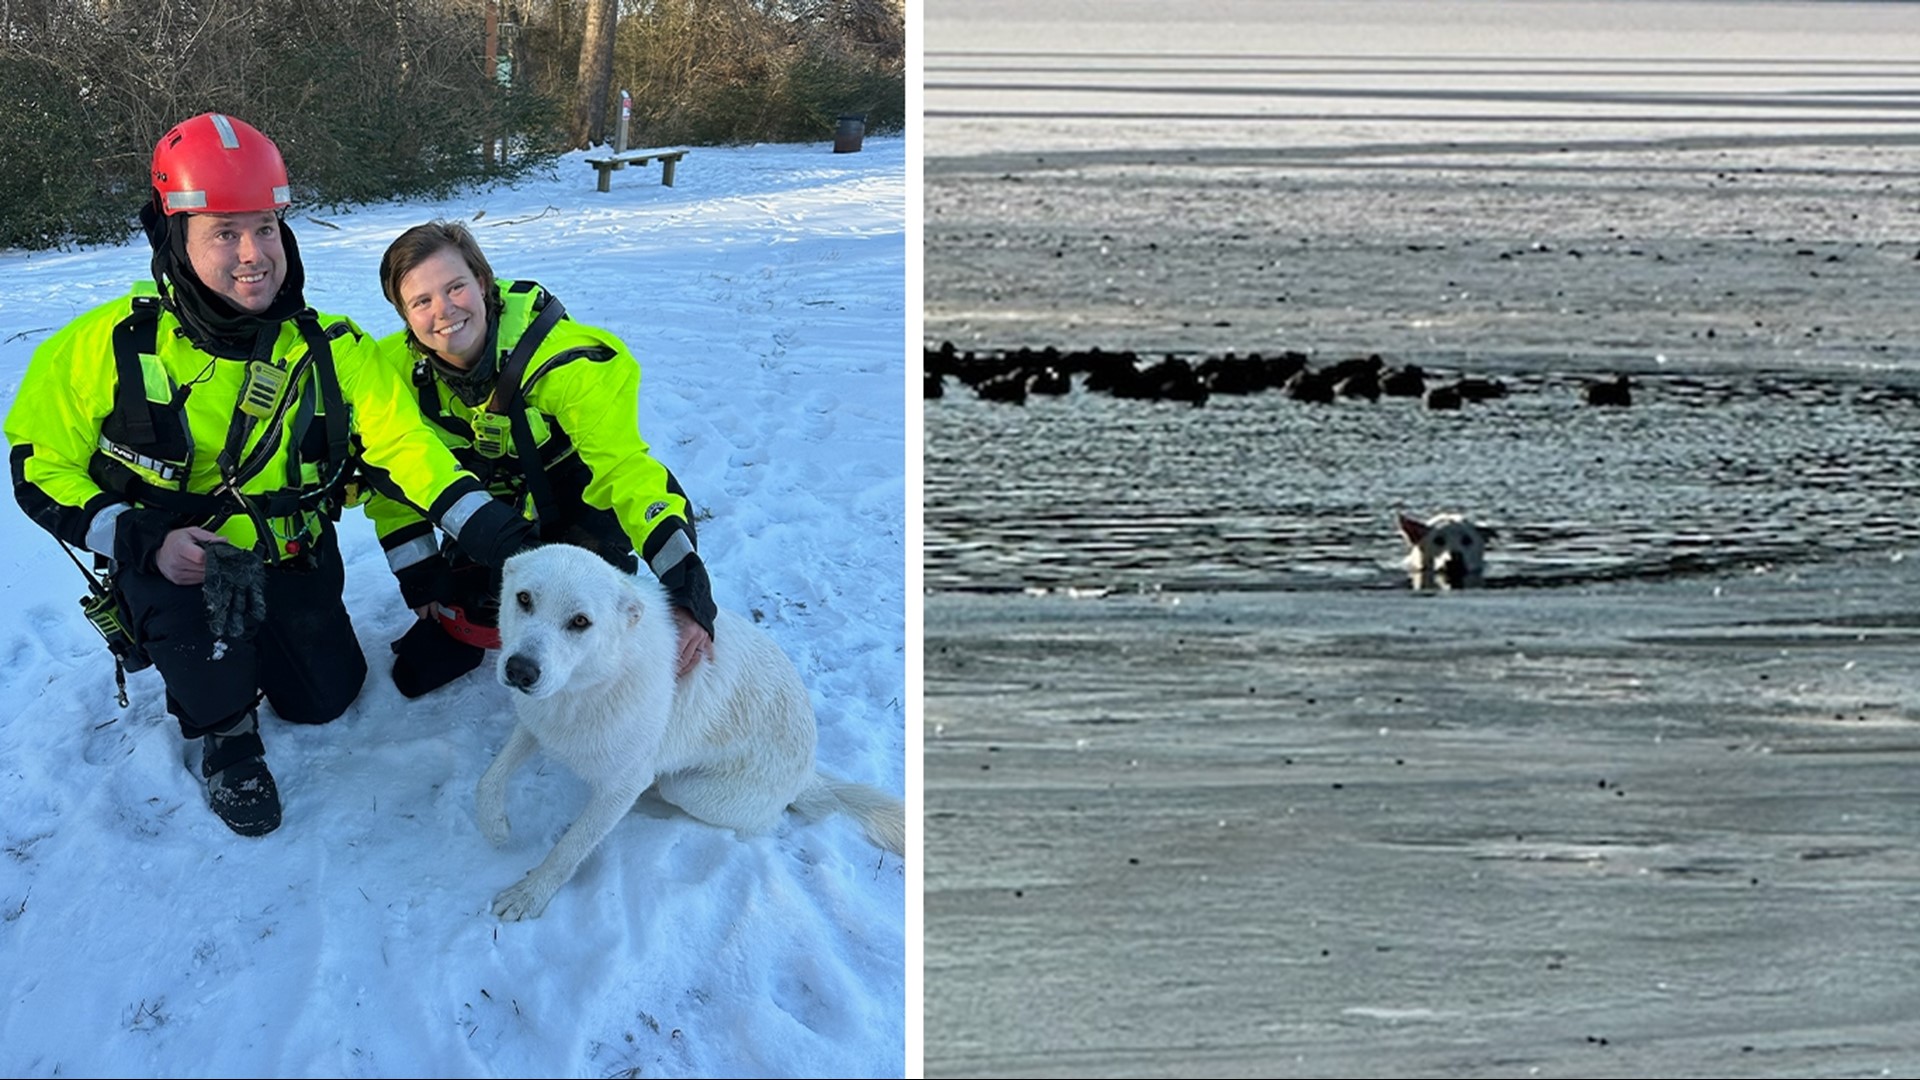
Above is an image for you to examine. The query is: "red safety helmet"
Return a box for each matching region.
[150,112,291,216]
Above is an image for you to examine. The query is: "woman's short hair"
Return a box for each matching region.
[378,220,500,348]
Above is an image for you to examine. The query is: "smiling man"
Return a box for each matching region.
[183,209,287,313]
[4,113,538,837]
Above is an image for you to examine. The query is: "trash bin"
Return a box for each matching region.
[833,114,866,154]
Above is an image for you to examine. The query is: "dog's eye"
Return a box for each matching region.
[567,613,591,631]
[516,590,532,612]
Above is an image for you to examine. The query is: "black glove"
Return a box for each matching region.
[201,541,267,642]
[659,552,717,640]
[394,553,456,611]
[112,507,180,575]
[452,499,537,569]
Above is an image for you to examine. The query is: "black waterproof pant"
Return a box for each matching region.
[117,520,367,738]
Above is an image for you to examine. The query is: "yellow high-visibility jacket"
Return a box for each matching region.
[366,280,697,588]
[5,285,486,564]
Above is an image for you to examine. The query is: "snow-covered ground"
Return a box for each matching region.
[0,136,906,1077]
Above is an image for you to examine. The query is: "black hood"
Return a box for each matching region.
[139,197,309,358]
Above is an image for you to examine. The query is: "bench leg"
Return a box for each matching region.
[661,157,676,187]
[596,165,612,193]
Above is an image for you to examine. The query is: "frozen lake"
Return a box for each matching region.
[923,1,1920,1075]
[926,568,1920,1077]
[926,0,1920,369]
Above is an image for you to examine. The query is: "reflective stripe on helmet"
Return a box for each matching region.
[209,113,241,149]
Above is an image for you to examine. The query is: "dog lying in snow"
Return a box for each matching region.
[1396,511,1494,590]
[475,544,906,921]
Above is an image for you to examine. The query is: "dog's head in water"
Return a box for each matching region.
[1397,512,1494,590]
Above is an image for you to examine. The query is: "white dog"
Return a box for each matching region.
[475,544,906,921]
[1396,511,1494,590]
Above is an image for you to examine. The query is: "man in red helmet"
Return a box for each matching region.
[4,113,536,837]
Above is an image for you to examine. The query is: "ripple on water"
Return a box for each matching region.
[924,370,1920,593]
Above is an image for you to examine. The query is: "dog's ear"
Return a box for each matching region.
[619,585,645,629]
[1397,512,1429,544]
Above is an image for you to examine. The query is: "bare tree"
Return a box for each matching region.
[568,0,616,148]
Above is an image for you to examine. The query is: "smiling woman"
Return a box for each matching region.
[368,220,717,701]
[394,246,490,368]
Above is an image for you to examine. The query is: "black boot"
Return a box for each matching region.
[390,616,487,699]
[201,710,280,837]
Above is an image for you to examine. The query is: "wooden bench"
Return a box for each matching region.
[584,147,689,192]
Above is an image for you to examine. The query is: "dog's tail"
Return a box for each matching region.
[793,773,906,856]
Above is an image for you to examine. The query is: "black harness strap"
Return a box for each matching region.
[108,296,162,446]
[285,367,317,490]
[302,314,353,505]
[118,479,319,522]
[481,293,567,529]
[507,405,556,530]
[413,362,444,423]
[213,324,281,480]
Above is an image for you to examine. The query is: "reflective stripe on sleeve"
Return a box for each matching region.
[86,503,132,559]
[385,533,441,573]
[648,529,695,578]
[439,489,494,540]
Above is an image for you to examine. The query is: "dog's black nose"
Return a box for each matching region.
[503,653,541,692]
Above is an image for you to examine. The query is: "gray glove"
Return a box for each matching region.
[202,542,267,642]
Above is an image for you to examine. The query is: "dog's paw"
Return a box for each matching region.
[492,874,557,921]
